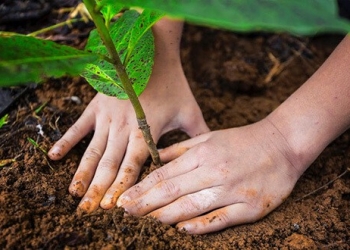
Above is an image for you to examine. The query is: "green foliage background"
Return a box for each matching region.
[0,33,98,86]
[0,0,349,94]
[115,0,350,34]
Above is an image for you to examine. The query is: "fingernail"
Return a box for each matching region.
[100,197,111,209]
[117,195,131,207]
[69,181,85,197]
[49,146,62,158]
[79,198,93,213]
[177,223,192,233]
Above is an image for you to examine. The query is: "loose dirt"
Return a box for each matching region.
[0,2,349,249]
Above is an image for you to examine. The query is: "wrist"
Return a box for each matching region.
[265,93,341,175]
[265,35,350,175]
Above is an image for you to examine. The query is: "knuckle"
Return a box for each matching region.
[122,156,144,172]
[246,203,265,223]
[68,123,83,136]
[88,99,102,111]
[212,164,230,179]
[131,184,143,197]
[195,143,212,157]
[159,180,180,198]
[84,147,102,161]
[56,138,73,149]
[179,196,200,214]
[214,210,232,227]
[150,168,167,183]
[98,158,116,171]
[106,138,117,145]
[128,198,146,215]
[86,184,103,198]
[123,165,138,175]
[119,166,139,185]
[59,137,70,145]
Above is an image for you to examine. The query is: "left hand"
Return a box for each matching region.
[117,118,303,234]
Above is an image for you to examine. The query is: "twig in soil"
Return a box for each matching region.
[295,167,350,201]
[48,116,62,136]
[264,41,309,83]
[28,3,92,37]
[56,2,92,24]
[0,154,21,168]
[264,53,281,83]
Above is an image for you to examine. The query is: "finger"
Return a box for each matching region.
[100,130,150,209]
[176,203,258,234]
[118,162,221,216]
[117,145,200,207]
[78,128,129,212]
[48,111,95,160]
[148,186,226,225]
[160,132,210,162]
[68,123,109,198]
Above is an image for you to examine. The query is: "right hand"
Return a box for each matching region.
[117,118,303,234]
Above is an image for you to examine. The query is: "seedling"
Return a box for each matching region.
[296,167,350,201]
[34,101,49,115]
[0,1,350,166]
[27,137,54,170]
[0,114,9,129]
[27,137,48,155]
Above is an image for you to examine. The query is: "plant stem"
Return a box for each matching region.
[83,0,162,166]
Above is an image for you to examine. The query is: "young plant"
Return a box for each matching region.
[0,0,349,166]
[0,1,164,165]
[34,101,49,115]
[83,0,164,165]
[27,137,54,170]
[27,137,48,155]
[0,114,9,129]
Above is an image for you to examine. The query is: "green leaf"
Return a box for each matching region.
[116,0,350,35]
[0,32,99,87]
[0,114,9,129]
[82,9,163,99]
[97,0,124,26]
[126,9,164,64]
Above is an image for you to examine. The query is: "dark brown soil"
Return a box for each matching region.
[0,3,349,249]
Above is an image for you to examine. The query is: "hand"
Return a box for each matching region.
[48,58,209,212]
[117,119,304,234]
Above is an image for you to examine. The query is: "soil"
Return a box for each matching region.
[0,2,349,249]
